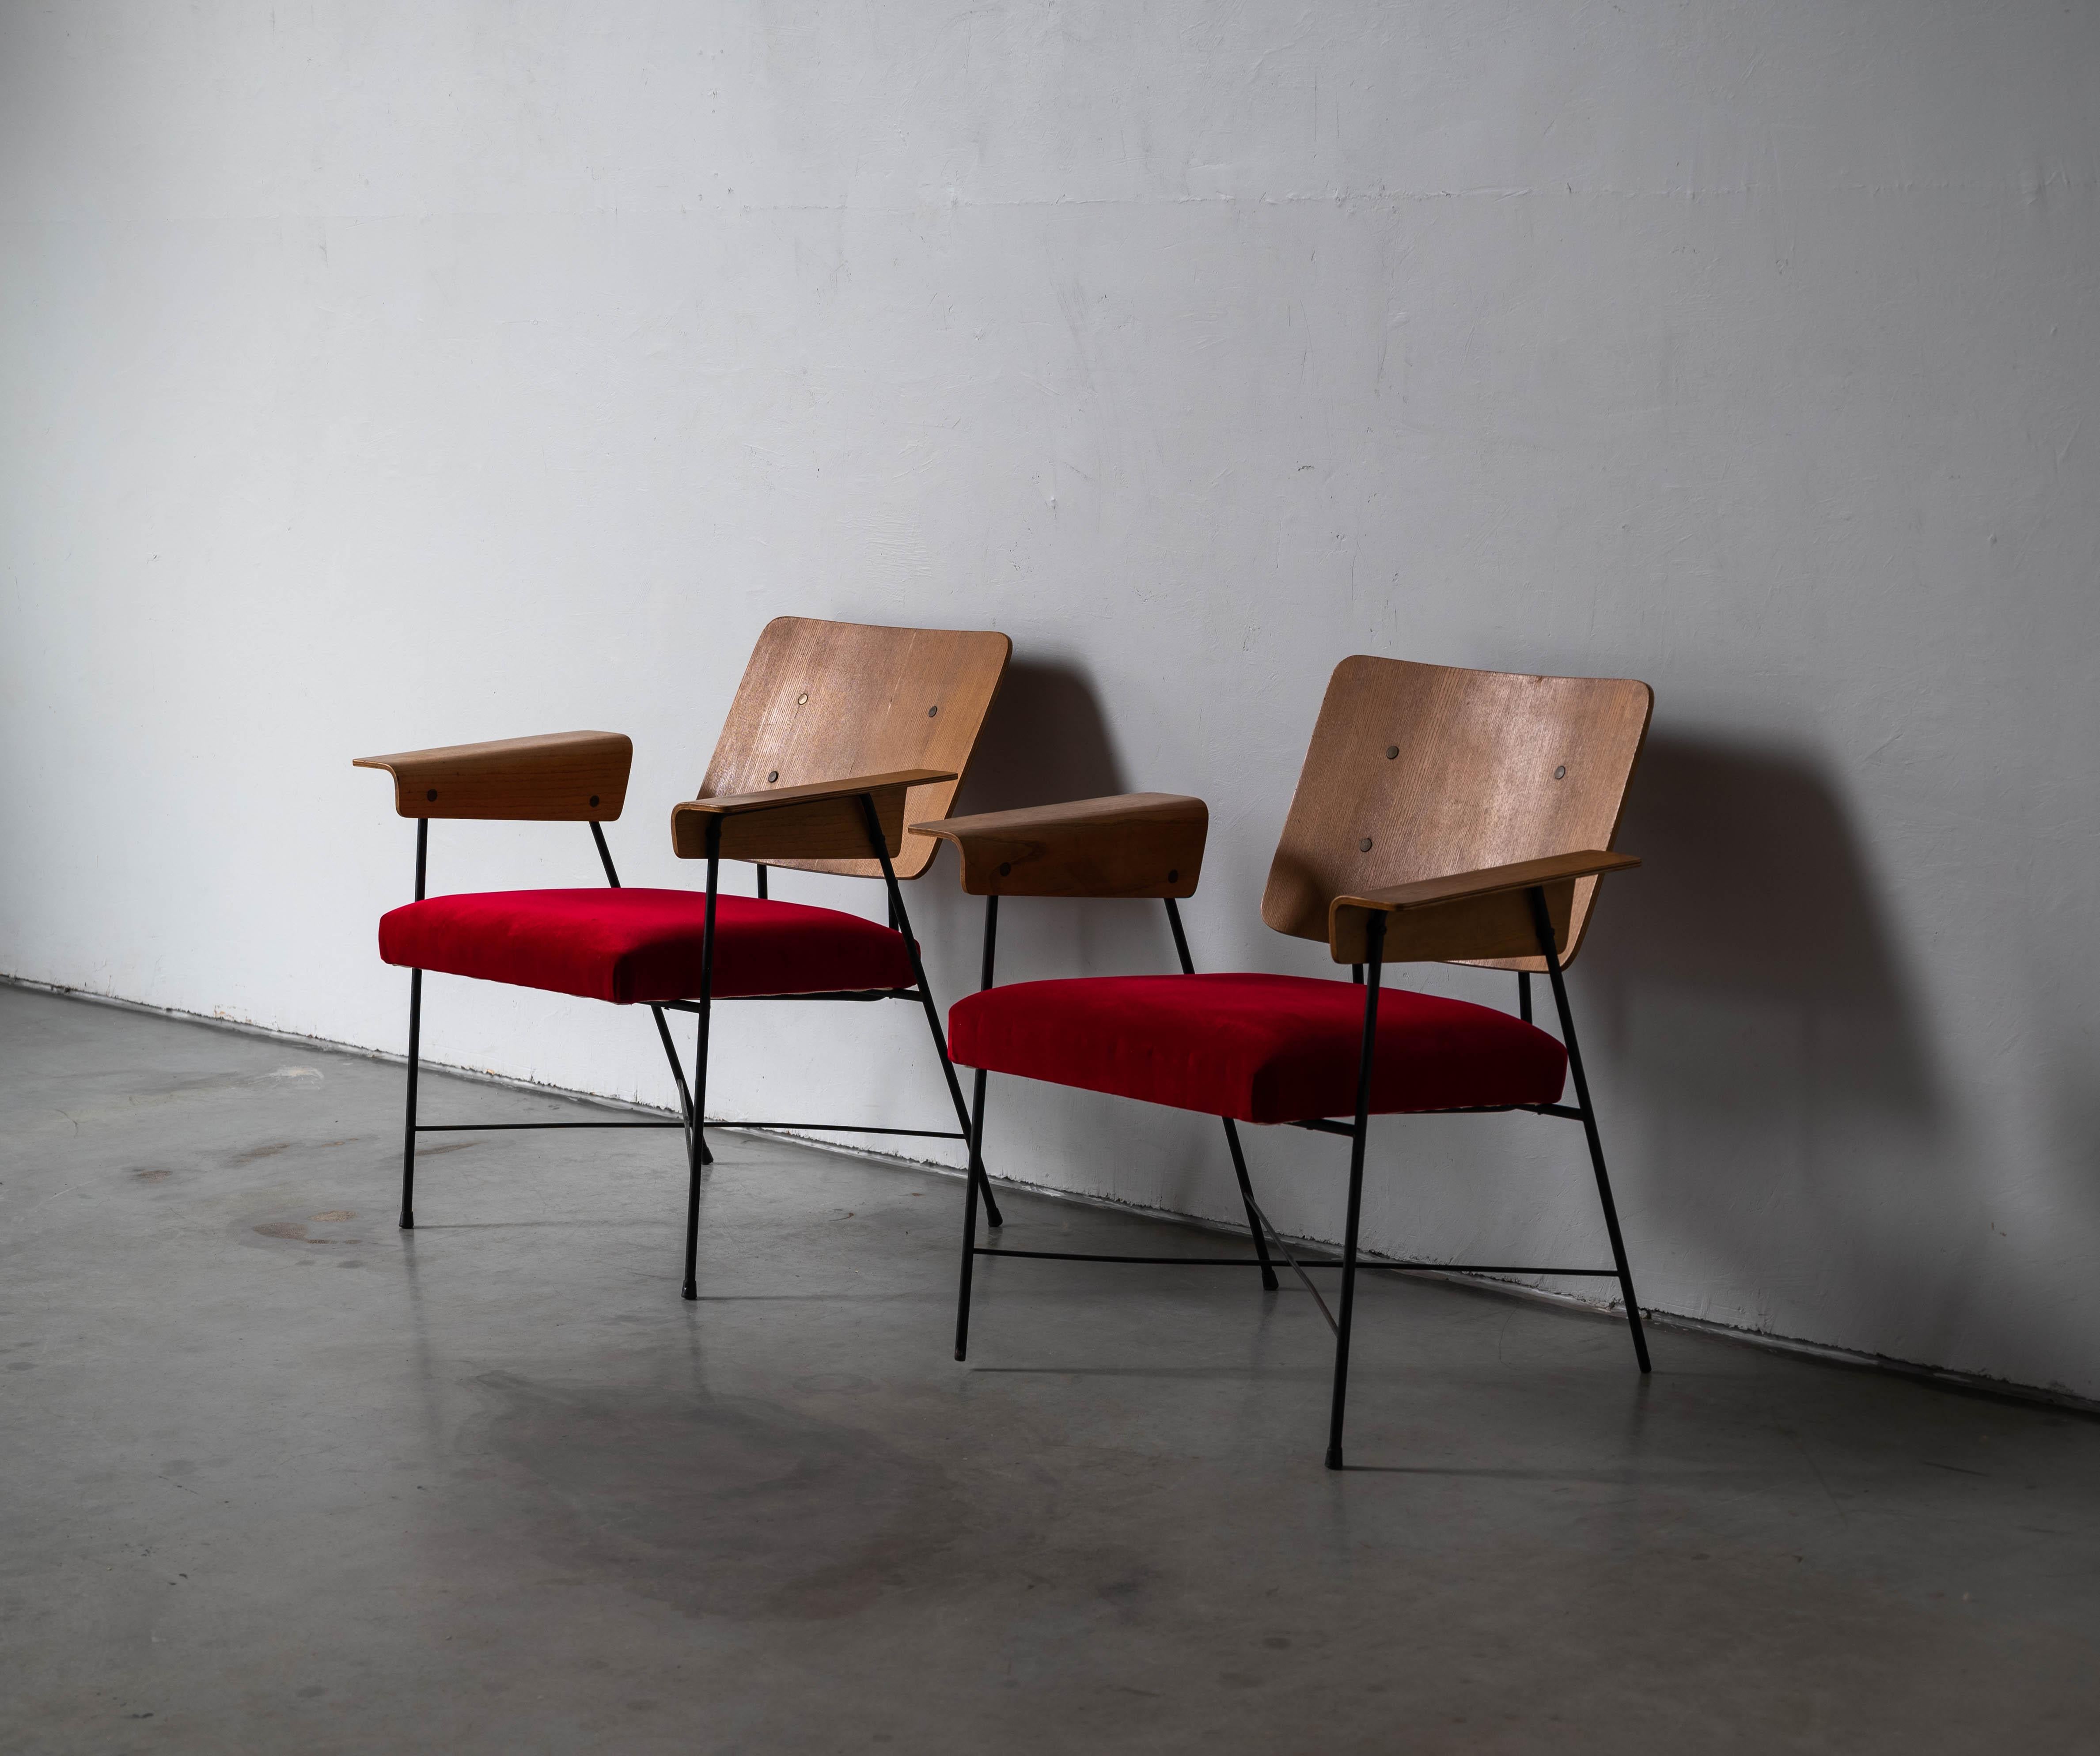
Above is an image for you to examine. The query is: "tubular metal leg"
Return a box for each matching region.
[650,1004,709,1166]
[915,976,1001,1232]
[595,817,710,1167]
[682,1022,709,1298]
[968,898,1004,1229]
[955,893,1003,1357]
[919,982,1001,1230]
[865,799,1003,1230]
[1162,899,1277,1291]
[682,821,721,1300]
[399,817,428,1230]
[400,969,421,1229]
[1221,1120,1280,1291]
[1528,886,1650,1373]
[1325,913,1384,1471]
[955,1063,987,1359]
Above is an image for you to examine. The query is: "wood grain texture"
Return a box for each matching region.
[1260,657,1652,971]
[698,617,1012,880]
[671,769,952,863]
[1328,850,1640,965]
[352,730,631,821]
[911,794,1208,897]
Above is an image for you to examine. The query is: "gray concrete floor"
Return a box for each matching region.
[4,987,2100,1754]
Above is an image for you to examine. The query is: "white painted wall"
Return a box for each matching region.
[4,2,2096,1396]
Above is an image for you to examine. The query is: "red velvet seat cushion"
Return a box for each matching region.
[949,973,1566,1124]
[378,889,915,1005]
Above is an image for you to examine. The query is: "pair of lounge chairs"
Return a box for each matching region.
[356,617,1651,1468]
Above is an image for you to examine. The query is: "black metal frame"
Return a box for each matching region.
[951,884,1649,1469]
[394,801,1004,1294]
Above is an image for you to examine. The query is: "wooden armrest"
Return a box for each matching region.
[1328,850,1639,965]
[910,794,1208,897]
[352,730,632,821]
[670,768,955,864]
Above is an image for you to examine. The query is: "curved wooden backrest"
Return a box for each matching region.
[699,617,1012,880]
[1261,656,1653,970]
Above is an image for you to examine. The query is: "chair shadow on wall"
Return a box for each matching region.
[951,658,1129,816]
[938,654,1186,973]
[1584,732,1939,1114]
[1574,732,1990,1367]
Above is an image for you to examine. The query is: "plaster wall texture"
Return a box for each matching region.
[2,4,2096,1395]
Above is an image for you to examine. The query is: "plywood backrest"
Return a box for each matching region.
[700,617,1012,880]
[1261,657,1653,970]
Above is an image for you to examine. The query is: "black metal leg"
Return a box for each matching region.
[400,969,421,1229]
[1162,895,1194,974]
[682,1016,709,1298]
[919,979,1001,1228]
[399,818,428,1230]
[1527,887,1650,1374]
[970,897,1003,1229]
[955,1063,987,1359]
[594,820,712,1169]
[1162,899,1275,1291]
[1326,913,1384,1471]
[682,821,721,1300]
[1221,1120,1280,1291]
[1518,969,1532,1023]
[649,1004,709,1166]
[649,1003,691,1126]
[955,893,1002,1358]
[588,819,619,888]
[862,796,1004,1230]
[755,863,768,900]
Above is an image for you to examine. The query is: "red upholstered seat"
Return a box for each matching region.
[949,973,1566,1125]
[378,889,916,1005]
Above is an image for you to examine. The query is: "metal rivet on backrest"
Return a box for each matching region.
[998,862,1012,877]
[1385,746,1399,760]
[1554,765,1567,780]
[768,770,779,783]
[1168,869,1179,882]
[426,789,437,802]
[1359,837,1373,852]
[927,704,939,717]
[797,693,808,705]
[589,795,599,807]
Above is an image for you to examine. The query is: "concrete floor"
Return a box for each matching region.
[4,987,2100,1754]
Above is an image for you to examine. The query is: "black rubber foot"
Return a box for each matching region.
[1260,1273,1280,1292]
[954,1348,967,1362]
[681,1285,697,1301]
[399,1215,414,1230]
[1325,1447,1343,1471]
